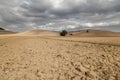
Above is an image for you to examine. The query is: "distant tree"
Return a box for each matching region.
[86,30,89,33]
[60,30,68,36]
[69,33,73,35]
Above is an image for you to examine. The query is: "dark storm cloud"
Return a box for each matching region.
[50,0,120,16]
[0,9,26,24]
[0,0,120,32]
[20,0,52,13]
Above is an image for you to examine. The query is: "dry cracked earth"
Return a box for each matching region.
[0,36,120,80]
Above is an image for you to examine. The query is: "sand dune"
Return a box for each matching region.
[16,30,59,36]
[0,30,16,35]
[69,29,120,37]
[4,29,119,37]
[0,36,120,80]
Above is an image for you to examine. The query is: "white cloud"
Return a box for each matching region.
[81,21,120,27]
[67,25,76,29]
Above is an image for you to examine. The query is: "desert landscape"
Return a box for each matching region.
[1,0,120,80]
[0,29,120,80]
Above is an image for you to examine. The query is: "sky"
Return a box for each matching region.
[0,0,120,32]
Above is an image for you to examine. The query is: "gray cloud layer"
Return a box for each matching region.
[0,0,120,32]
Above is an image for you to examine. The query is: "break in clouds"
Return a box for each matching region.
[0,0,120,32]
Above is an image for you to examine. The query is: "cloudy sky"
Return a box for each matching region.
[0,0,120,32]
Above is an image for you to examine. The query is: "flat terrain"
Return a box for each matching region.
[0,36,120,80]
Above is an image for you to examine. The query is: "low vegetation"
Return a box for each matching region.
[60,30,68,36]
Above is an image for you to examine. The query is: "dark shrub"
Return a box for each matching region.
[60,30,68,36]
[86,30,89,33]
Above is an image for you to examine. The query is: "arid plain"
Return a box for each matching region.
[0,30,120,80]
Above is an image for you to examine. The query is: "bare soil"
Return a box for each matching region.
[0,36,120,80]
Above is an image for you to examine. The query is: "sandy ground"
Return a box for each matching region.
[0,36,120,80]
